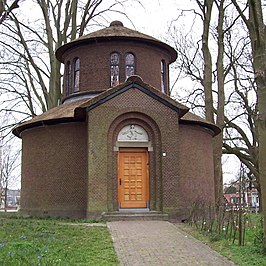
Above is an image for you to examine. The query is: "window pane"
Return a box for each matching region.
[125,53,135,79]
[111,65,119,87]
[126,66,135,78]
[73,71,80,92]
[73,58,80,92]
[125,53,134,65]
[110,53,120,87]
[161,60,166,93]
[111,53,119,65]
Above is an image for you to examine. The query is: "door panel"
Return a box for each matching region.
[118,150,148,208]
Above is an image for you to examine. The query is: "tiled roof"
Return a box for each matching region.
[56,21,177,63]
[12,76,220,137]
[180,112,221,135]
[12,99,88,137]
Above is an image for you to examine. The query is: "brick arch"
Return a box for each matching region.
[107,112,163,212]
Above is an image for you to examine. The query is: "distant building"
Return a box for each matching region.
[224,188,259,212]
[1,189,20,210]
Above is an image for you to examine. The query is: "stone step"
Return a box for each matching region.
[101,211,168,221]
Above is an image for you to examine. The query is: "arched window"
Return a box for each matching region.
[161,60,166,94]
[73,58,80,92]
[65,61,71,95]
[110,52,120,87]
[125,53,135,79]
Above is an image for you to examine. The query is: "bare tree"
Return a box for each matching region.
[0,0,141,131]
[0,144,20,211]
[223,58,259,200]
[231,0,266,244]
[0,114,20,211]
[0,0,20,24]
[171,0,265,238]
[213,0,225,208]
[170,0,226,206]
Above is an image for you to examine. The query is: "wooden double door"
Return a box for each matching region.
[118,148,149,209]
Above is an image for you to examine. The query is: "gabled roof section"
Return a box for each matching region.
[56,21,177,63]
[75,76,189,117]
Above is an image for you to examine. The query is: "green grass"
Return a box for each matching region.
[180,213,266,266]
[0,217,119,265]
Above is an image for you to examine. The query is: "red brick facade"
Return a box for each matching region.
[62,41,171,95]
[14,21,219,220]
[20,123,87,218]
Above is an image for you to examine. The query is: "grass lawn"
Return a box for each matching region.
[180,213,266,266]
[0,215,119,266]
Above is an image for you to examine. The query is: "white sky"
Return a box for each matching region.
[120,0,199,39]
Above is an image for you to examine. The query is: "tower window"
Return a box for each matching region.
[73,58,80,92]
[161,60,166,94]
[125,53,135,79]
[65,61,71,95]
[110,52,120,87]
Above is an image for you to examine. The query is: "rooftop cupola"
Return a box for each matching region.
[56,21,177,103]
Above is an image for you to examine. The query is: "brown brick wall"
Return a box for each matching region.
[178,124,215,219]
[86,88,181,216]
[19,89,216,220]
[20,122,87,218]
[86,88,216,218]
[63,41,170,96]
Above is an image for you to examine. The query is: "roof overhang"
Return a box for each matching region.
[56,36,177,63]
[12,76,220,138]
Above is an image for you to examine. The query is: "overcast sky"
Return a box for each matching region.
[118,0,198,39]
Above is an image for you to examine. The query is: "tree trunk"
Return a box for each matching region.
[232,0,266,244]
[201,0,224,206]
[214,0,225,207]
[202,0,215,124]
[247,0,266,246]
[4,182,7,212]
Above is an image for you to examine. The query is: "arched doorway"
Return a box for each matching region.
[117,125,150,210]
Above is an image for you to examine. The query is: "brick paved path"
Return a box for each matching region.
[108,221,236,266]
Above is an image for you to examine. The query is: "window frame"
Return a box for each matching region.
[161,60,166,94]
[125,52,135,80]
[110,52,120,87]
[73,57,80,93]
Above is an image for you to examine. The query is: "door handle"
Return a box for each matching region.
[119,178,122,185]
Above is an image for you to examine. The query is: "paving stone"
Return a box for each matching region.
[107,221,236,266]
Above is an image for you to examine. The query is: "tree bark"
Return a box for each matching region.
[232,0,266,244]
[200,0,225,206]
[214,0,225,207]
[201,0,215,124]
[246,0,266,246]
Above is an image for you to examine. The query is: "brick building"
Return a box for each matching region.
[13,21,220,220]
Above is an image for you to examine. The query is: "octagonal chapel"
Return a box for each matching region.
[13,21,220,220]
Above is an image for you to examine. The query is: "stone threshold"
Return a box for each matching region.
[101,211,168,221]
